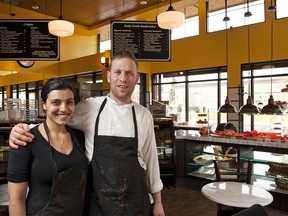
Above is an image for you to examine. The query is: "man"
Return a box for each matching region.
[9,50,165,216]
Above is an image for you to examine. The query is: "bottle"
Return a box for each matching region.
[177,104,182,122]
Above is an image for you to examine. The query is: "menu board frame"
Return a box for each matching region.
[0,19,60,61]
[111,20,171,61]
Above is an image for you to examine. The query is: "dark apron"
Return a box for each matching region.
[87,98,151,216]
[29,122,88,216]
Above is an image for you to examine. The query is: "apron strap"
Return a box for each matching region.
[95,97,138,139]
[131,106,138,139]
[95,98,107,135]
[43,121,58,181]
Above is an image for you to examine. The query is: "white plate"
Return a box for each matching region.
[193,154,214,166]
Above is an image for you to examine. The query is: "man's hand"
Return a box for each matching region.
[9,124,34,149]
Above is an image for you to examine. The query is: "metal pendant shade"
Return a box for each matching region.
[260,95,282,114]
[218,96,238,113]
[218,0,236,114]
[239,1,259,114]
[261,2,281,115]
[239,95,259,114]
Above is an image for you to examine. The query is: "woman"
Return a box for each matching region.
[7,78,88,216]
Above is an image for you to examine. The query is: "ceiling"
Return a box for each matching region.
[0,0,247,29]
[1,0,176,28]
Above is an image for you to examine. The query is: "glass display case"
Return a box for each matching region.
[154,118,175,186]
[0,119,44,182]
[176,136,288,210]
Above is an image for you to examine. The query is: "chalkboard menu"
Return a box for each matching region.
[111,21,170,61]
[0,20,59,60]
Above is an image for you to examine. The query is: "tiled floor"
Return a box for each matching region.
[162,187,288,216]
[1,183,288,216]
[0,183,8,206]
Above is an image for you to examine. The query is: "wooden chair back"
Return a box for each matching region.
[213,159,252,184]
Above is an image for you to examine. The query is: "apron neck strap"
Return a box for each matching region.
[131,106,138,139]
[95,97,138,139]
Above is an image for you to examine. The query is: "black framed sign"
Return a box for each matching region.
[0,20,59,60]
[111,20,170,61]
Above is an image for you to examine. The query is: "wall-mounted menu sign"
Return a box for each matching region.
[0,20,59,60]
[111,21,170,61]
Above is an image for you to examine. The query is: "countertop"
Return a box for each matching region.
[176,134,288,151]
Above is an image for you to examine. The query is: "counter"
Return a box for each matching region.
[0,119,44,181]
[174,135,288,211]
[176,135,288,154]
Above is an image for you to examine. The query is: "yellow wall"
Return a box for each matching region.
[1,0,288,92]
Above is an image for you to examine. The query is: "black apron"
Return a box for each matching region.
[29,122,88,216]
[87,98,151,216]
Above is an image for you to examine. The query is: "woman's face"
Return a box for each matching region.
[43,88,75,126]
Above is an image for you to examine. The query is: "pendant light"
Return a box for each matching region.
[48,0,74,37]
[239,0,259,114]
[218,96,238,113]
[157,0,184,30]
[218,0,237,113]
[261,2,282,115]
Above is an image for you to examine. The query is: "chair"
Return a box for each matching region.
[213,159,252,216]
[232,204,268,216]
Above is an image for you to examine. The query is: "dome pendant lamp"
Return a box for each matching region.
[48,0,74,37]
[261,95,282,114]
[239,95,260,114]
[239,0,259,114]
[261,1,282,115]
[157,0,184,30]
[218,0,237,114]
[218,96,238,113]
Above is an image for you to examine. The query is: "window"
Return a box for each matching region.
[100,40,111,53]
[171,16,199,40]
[241,60,288,133]
[276,0,288,19]
[0,86,6,110]
[131,73,146,105]
[208,0,265,33]
[152,68,227,130]
[18,83,27,100]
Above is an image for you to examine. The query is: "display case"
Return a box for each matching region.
[154,118,175,186]
[0,119,44,182]
[175,136,288,210]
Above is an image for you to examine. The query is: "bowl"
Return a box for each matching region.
[193,154,214,166]
[275,177,288,190]
[268,162,288,174]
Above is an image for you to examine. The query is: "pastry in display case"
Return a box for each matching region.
[196,113,208,124]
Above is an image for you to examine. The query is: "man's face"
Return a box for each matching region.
[107,57,139,105]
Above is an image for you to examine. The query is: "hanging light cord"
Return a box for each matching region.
[246,0,252,95]
[224,0,229,67]
[59,0,63,19]
[224,0,228,19]
[269,1,275,94]
[45,0,47,19]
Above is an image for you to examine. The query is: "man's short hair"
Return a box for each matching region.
[111,50,138,70]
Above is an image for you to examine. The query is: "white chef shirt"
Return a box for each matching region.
[69,95,163,194]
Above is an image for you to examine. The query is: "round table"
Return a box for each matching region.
[201,181,273,208]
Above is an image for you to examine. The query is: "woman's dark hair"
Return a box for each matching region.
[41,78,74,103]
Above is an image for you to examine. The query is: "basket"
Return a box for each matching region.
[268,162,288,174]
[275,177,288,190]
